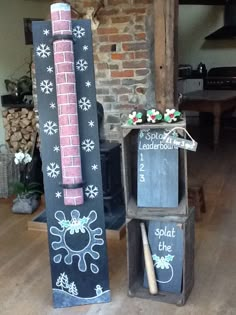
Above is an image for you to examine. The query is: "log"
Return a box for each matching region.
[10,132,22,142]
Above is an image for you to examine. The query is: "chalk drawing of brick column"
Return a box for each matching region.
[51,3,83,206]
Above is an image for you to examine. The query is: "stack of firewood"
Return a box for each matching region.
[2,108,37,153]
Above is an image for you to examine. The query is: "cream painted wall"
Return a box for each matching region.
[179,5,236,69]
[0,0,49,145]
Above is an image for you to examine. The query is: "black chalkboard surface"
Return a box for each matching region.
[144,220,184,293]
[33,20,110,308]
[137,129,178,208]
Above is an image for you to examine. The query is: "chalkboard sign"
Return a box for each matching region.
[137,129,178,208]
[144,220,184,293]
[33,19,110,308]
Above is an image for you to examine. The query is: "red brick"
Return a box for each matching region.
[56,73,66,84]
[51,11,60,21]
[53,21,71,33]
[135,51,149,59]
[71,136,80,145]
[122,42,147,51]
[59,115,69,126]
[57,83,75,94]
[108,0,128,5]
[112,87,132,94]
[111,16,130,24]
[134,0,152,3]
[54,41,73,52]
[123,60,148,69]
[97,63,108,70]
[60,10,71,20]
[64,166,80,177]
[123,8,146,14]
[97,27,119,35]
[109,64,119,70]
[66,73,76,83]
[64,187,83,198]
[54,52,65,63]
[99,8,119,16]
[60,104,77,115]
[136,69,150,76]
[61,157,73,166]
[111,70,134,78]
[73,157,81,166]
[109,34,133,42]
[111,52,135,60]
[135,33,146,41]
[69,115,78,125]
[60,136,71,146]
[61,146,79,157]
[56,63,73,73]
[97,35,109,42]
[99,45,112,52]
[68,94,77,103]
[64,52,74,62]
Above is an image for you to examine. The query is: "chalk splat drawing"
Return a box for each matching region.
[152,254,174,284]
[50,210,104,273]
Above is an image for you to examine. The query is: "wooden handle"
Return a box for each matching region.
[140,222,158,295]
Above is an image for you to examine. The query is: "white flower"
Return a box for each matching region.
[23,153,32,164]
[14,151,32,165]
[14,151,25,163]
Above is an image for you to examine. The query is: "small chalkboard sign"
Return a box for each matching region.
[144,220,184,293]
[137,129,178,208]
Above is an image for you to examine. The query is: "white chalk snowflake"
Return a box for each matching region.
[53,145,60,152]
[88,120,94,127]
[50,102,56,109]
[43,29,50,36]
[91,164,98,171]
[83,45,88,51]
[47,66,53,73]
[85,80,91,87]
[55,191,62,199]
[43,121,58,135]
[76,59,88,72]
[81,139,95,152]
[40,80,53,94]
[73,26,85,38]
[47,163,60,178]
[85,185,98,199]
[78,97,91,111]
[36,44,51,58]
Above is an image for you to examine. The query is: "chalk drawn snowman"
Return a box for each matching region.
[95,284,103,296]
[152,254,174,283]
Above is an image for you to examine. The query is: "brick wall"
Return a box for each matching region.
[72,0,154,140]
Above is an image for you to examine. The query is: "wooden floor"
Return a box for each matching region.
[1,125,236,315]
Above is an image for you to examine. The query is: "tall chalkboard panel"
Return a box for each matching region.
[144,220,184,293]
[137,129,178,208]
[32,20,110,308]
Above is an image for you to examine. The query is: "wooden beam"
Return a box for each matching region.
[154,0,178,111]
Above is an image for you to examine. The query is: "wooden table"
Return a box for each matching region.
[180,90,236,149]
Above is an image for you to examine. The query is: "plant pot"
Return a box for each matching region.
[12,194,41,214]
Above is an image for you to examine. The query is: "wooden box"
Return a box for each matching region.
[121,121,188,219]
[126,208,195,305]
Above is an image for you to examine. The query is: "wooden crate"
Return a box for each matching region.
[121,121,188,219]
[126,208,195,305]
